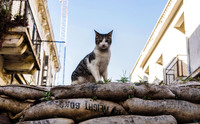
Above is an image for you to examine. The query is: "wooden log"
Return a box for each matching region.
[22,98,128,122]
[0,97,31,114]
[0,85,49,100]
[79,115,177,124]
[51,83,175,101]
[17,118,74,124]
[169,86,200,103]
[122,98,200,123]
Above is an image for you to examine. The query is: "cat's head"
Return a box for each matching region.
[95,30,113,51]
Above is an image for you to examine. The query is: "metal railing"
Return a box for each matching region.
[1,0,42,85]
[165,55,187,84]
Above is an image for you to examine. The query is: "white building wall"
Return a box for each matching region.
[184,0,200,37]
[131,1,188,84]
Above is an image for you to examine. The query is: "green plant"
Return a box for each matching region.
[175,96,179,100]
[13,14,28,26]
[128,95,134,99]
[0,4,12,39]
[27,80,32,85]
[138,75,143,81]
[0,2,29,40]
[91,96,98,101]
[43,91,51,101]
[134,82,142,86]
[138,75,148,83]
[104,78,112,83]
[117,70,130,83]
[136,75,149,87]
[97,80,104,84]
[182,77,200,82]
[142,96,151,100]
[130,86,134,90]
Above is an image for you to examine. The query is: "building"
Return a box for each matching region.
[0,0,60,86]
[131,0,200,84]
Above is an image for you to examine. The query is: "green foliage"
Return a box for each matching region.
[182,77,200,82]
[13,14,28,26]
[97,80,104,84]
[0,3,29,40]
[26,80,32,85]
[91,96,98,101]
[104,78,112,83]
[96,78,112,84]
[134,75,150,87]
[0,4,11,39]
[142,96,151,100]
[130,86,134,90]
[134,82,142,86]
[138,75,143,81]
[128,95,134,99]
[144,83,149,87]
[117,70,130,83]
[175,96,179,100]
[43,91,51,101]
[138,75,148,83]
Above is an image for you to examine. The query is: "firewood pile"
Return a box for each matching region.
[0,82,200,124]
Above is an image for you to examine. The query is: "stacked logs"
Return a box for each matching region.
[0,82,200,124]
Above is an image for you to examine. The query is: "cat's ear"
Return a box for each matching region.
[94,30,100,35]
[108,30,113,38]
[94,30,100,39]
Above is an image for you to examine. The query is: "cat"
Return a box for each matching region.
[71,30,113,85]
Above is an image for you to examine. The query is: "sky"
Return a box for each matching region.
[47,0,168,85]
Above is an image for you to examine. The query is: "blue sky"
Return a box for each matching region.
[48,0,168,85]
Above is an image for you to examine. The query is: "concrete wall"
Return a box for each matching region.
[131,0,200,84]
[131,0,189,84]
[184,0,200,75]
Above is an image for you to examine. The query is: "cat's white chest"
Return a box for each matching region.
[98,54,110,72]
[87,49,110,75]
[95,50,110,73]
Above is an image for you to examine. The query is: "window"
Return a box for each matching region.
[41,55,49,86]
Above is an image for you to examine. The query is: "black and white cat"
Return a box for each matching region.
[71,30,113,85]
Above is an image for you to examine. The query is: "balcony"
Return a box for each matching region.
[0,0,41,74]
[1,26,40,74]
[165,55,187,84]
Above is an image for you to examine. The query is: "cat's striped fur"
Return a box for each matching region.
[71,30,113,85]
